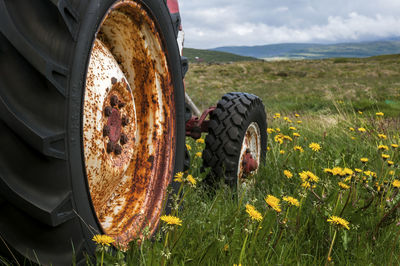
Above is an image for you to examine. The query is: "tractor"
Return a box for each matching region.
[0,0,267,264]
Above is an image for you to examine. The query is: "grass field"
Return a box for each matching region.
[83,55,400,265]
[185,54,400,119]
[42,55,400,265]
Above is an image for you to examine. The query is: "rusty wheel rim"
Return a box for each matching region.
[83,0,175,246]
[237,122,261,183]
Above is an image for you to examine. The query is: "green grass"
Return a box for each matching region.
[185,55,400,118]
[90,55,400,265]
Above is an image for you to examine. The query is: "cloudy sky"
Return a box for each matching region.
[179,0,400,49]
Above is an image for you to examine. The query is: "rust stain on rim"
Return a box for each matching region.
[237,122,261,181]
[83,0,175,246]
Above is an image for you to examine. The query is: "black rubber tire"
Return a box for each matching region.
[202,92,267,187]
[0,0,185,265]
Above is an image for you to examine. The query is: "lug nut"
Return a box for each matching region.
[120,133,128,145]
[122,115,129,126]
[118,101,126,109]
[106,142,115,154]
[103,125,110,137]
[104,106,112,117]
[111,77,117,84]
[114,144,122,155]
[110,95,119,107]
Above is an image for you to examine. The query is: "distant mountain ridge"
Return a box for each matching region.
[212,40,400,60]
[183,47,258,63]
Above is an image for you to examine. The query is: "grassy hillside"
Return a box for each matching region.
[183,47,258,63]
[214,40,400,60]
[185,54,400,117]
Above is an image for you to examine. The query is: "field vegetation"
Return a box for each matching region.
[4,55,399,265]
[84,55,400,265]
[92,55,400,265]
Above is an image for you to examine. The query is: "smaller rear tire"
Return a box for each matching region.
[202,92,267,187]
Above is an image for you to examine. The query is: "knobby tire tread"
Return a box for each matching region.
[203,92,267,186]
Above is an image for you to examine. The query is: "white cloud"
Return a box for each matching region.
[179,0,400,48]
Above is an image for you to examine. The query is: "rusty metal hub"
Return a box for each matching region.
[83,0,176,246]
[238,122,261,181]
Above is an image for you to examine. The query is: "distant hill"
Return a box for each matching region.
[212,40,400,60]
[183,48,258,63]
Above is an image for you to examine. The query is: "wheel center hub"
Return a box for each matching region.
[108,108,122,143]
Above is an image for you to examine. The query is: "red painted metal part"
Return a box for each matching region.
[186,107,216,139]
[242,151,258,174]
[167,0,180,14]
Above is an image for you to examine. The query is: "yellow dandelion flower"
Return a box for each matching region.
[275,128,281,132]
[289,126,297,131]
[195,152,202,158]
[297,120,303,124]
[245,204,263,222]
[275,113,281,118]
[267,146,270,151]
[309,142,321,152]
[349,127,355,131]
[381,153,390,160]
[343,168,354,176]
[358,127,366,132]
[293,132,300,137]
[280,150,285,154]
[364,170,372,176]
[284,116,290,121]
[186,174,197,186]
[378,133,387,140]
[283,135,293,142]
[324,168,332,174]
[360,158,369,163]
[351,136,356,140]
[92,235,115,246]
[392,180,400,188]
[283,170,293,178]
[186,144,192,151]
[389,170,395,175]
[387,160,394,166]
[223,244,229,251]
[267,128,275,134]
[161,215,182,226]
[274,134,284,144]
[391,144,399,148]
[355,168,362,173]
[331,167,343,176]
[196,138,205,144]
[376,112,384,116]
[338,182,350,190]
[265,195,282,212]
[283,196,300,207]
[358,111,363,114]
[327,215,350,230]
[295,113,300,117]
[294,146,304,152]
[378,145,389,151]
[174,172,184,182]
[301,181,311,189]
[299,171,319,183]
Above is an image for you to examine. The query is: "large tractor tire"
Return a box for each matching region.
[0,0,185,264]
[203,92,267,188]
